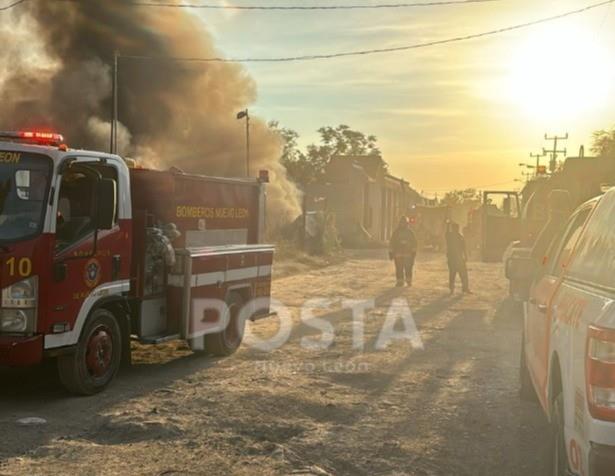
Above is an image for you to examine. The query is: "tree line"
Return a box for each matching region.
[270,122,384,186]
[272,123,615,191]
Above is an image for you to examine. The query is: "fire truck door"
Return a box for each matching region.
[48,163,126,334]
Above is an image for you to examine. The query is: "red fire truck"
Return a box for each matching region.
[0,131,274,395]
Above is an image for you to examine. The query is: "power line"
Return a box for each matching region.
[0,0,504,11]
[119,0,615,63]
[108,0,502,10]
[0,0,27,11]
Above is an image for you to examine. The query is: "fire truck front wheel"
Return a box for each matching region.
[57,309,123,396]
[204,292,246,357]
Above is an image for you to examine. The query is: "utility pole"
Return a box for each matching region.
[543,133,568,173]
[110,51,119,155]
[529,151,546,176]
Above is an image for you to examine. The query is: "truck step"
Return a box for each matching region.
[251,311,277,322]
[137,334,181,345]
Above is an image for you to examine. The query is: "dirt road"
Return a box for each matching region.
[0,251,550,476]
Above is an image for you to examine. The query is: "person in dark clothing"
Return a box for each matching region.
[389,216,418,287]
[446,222,470,294]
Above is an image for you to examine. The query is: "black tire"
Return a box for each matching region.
[549,393,569,476]
[203,293,246,357]
[520,332,538,403]
[57,308,122,396]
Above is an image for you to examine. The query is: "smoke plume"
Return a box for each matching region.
[0,0,300,225]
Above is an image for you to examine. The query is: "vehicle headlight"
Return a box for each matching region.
[0,309,32,333]
[1,277,37,334]
[2,276,38,308]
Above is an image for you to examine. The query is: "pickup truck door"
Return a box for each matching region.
[525,206,592,407]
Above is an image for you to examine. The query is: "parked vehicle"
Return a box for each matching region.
[509,188,615,475]
[480,190,522,261]
[409,205,450,251]
[505,154,615,300]
[0,131,274,395]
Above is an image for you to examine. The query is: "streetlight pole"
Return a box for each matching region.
[518,163,535,172]
[236,109,250,176]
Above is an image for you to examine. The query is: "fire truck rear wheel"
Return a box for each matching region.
[57,309,123,396]
[204,292,246,357]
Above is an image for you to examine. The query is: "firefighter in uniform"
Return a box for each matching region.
[446,222,471,294]
[389,216,417,287]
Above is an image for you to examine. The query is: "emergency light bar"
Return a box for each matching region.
[0,131,65,147]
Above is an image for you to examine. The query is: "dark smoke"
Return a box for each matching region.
[0,0,300,223]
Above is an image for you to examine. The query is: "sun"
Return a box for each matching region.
[501,23,613,124]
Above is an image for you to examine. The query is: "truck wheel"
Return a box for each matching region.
[549,393,569,476]
[204,293,246,357]
[519,333,538,403]
[57,309,122,396]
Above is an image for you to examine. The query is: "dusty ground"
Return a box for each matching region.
[0,250,550,476]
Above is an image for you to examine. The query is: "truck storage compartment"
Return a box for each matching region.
[167,245,274,341]
[128,168,270,342]
[129,168,264,250]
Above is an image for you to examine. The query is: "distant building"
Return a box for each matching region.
[306,155,423,245]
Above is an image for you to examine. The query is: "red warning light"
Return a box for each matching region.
[0,130,65,146]
[18,131,64,145]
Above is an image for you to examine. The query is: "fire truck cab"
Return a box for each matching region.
[511,189,615,475]
[0,131,274,395]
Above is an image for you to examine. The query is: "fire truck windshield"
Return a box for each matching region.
[0,152,52,242]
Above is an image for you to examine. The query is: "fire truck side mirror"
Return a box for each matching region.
[97,178,117,230]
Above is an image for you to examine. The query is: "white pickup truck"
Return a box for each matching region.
[510,188,615,475]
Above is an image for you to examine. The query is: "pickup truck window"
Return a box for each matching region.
[548,208,591,276]
[568,194,615,288]
[485,192,519,218]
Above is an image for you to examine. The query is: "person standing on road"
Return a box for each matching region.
[446,222,471,294]
[389,216,417,287]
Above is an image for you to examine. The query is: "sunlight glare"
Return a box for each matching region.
[502,24,614,124]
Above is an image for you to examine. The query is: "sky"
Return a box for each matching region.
[3,0,613,199]
[201,1,613,195]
